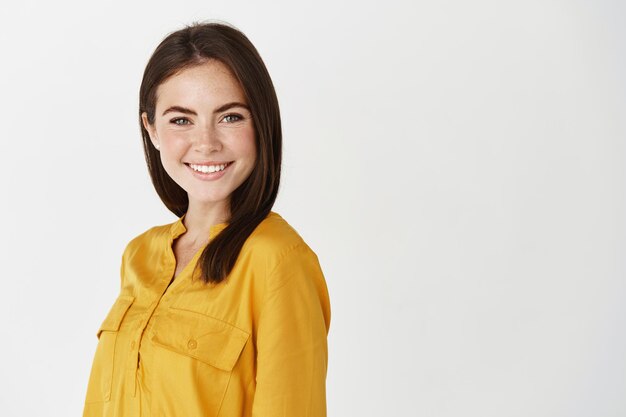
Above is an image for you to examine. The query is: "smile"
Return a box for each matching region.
[187,162,231,173]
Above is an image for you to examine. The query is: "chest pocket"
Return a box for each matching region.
[84,294,135,403]
[149,307,249,416]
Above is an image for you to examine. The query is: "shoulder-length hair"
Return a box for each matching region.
[138,21,282,284]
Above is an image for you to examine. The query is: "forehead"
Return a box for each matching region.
[155,60,246,108]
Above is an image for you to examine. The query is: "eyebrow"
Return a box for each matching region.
[161,102,249,116]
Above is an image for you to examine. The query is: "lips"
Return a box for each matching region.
[184,161,233,180]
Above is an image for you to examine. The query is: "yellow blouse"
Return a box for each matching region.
[83,211,331,417]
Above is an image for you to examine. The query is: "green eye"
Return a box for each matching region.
[171,118,191,125]
[223,114,242,123]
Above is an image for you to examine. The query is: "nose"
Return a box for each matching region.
[194,124,222,153]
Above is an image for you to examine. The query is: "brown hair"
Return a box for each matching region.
[139,21,282,284]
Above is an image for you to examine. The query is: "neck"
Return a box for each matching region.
[182,199,230,244]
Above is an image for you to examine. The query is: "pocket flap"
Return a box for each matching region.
[96,295,135,339]
[151,308,249,372]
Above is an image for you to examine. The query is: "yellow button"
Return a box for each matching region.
[130,341,135,349]
[187,339,197,349]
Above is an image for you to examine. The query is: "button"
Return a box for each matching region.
[187,339,197,349]
[130,341,135,349]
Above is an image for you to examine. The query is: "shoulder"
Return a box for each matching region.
[246,211,313,254]
[243,211,320,272]
[247,213,329,317]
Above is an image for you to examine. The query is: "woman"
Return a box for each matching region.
[83,21,331,417]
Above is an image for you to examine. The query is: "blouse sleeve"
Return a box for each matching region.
[251,243,331,417]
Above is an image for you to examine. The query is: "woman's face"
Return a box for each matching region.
[142,60,256,211]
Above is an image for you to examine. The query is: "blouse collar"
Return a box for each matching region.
[169,213,229,240]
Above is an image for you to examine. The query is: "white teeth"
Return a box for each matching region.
[189,163,228,173]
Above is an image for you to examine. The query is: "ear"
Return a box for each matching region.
[141,112,160,150]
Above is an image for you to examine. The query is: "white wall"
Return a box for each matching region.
[0,0,624,416]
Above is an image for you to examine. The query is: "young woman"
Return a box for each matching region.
[83,22,331,417]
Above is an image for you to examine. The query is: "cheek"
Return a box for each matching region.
[242,130,257,162]
[159,131,188,152]
[246,139,257,162]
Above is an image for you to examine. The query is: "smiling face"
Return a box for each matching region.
[141,60,257,214]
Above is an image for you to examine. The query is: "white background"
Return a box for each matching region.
[0,0,624,416]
